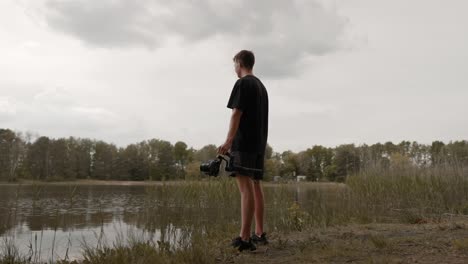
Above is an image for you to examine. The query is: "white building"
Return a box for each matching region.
[296,175,307,182]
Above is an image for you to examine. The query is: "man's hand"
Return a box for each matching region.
[218,139,233,155]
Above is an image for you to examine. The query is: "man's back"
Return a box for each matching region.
[227,74,269,154]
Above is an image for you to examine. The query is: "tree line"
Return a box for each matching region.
[1,128,467,182]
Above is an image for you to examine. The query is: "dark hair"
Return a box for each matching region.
[233,50,255,70]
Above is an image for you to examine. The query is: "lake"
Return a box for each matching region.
[0,181,342,261]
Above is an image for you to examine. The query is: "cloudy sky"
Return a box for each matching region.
[1,0,467,153]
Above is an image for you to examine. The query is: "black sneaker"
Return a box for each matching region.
[251,232,269,245]
[231,236,257,252]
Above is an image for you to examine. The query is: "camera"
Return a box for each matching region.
[199,153,235,177]
[199,152,263,177]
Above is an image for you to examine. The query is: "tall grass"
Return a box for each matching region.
[347,163,468,222]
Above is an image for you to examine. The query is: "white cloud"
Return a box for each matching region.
[35,0,348,77]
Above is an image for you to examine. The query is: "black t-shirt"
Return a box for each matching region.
[227,75,269,154]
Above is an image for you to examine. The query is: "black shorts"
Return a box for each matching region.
[228,151,264,181]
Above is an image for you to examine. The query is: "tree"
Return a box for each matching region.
[299,146,333,181]
[409,141,430,166]
[146,139,175,181]
[384,141,399,156]
[263,158,280,181]
[174,141,188,164]
[333,144,361,181]
[265,143,273,159]
[174,141,189,179]
[430,141,446,165]
[69,138,93,179]
[49,138,74,180]
[118,143,148,181]
[280,150,299,178]
[445,141,468,165]
[26,136,51,180]
[0,129,25,181]
[193,144,217,162]
[92,141,118,180]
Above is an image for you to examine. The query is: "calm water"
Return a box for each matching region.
[0,182,335,261]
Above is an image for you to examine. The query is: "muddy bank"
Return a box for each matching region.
[228,217,468,264]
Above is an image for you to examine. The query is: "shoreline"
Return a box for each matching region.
[0,179,345,188]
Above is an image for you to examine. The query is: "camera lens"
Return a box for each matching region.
[199,158,221,176]
[200,162,210,172]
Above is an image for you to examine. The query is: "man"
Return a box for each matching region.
[217,50,269,252]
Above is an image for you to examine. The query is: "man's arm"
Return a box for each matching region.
[218,108,243,154]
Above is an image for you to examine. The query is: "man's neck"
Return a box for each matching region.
[240,71,254,78]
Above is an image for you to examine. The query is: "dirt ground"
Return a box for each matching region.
[222,216,468,264]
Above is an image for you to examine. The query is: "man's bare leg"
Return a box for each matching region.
[253,180,265,236]
[236,175,255,241]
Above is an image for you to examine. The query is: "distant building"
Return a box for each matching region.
[296,175,307,182]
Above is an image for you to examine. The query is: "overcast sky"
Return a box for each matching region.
[1,0,467,153]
